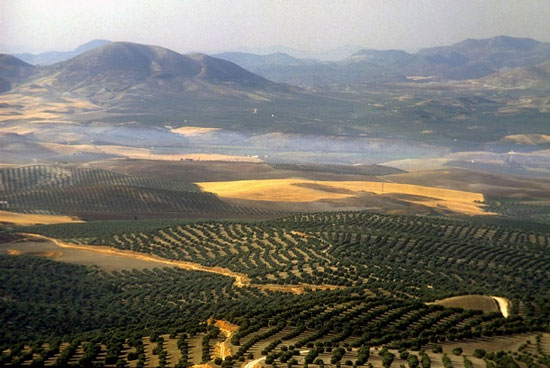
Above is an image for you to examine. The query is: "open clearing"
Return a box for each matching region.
[0,210,83,226]
[197,178,489,215]
[429,295,511,317]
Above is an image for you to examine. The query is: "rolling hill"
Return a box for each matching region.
[478,61,550,89]
[0,54,35,93]
[40,42,291,98]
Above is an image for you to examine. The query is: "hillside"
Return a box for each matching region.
[0,165,281,219]
[0,54,35,92]
[1,210,548,365]
[477,61,550,89]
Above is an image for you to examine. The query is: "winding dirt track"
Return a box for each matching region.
[491,296,511,318]
[18,233,341,294]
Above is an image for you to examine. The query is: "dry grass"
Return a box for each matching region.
[197,178,489,215]
[0,93,99,122]
[0,210,83,226]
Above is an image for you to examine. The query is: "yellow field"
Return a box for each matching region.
[0,210,83,226]
[197,178,489,215]
[170,126,221,136]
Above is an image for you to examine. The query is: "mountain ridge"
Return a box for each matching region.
[13,39,112,65]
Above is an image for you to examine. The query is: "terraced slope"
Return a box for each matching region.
[0,254,533,366]
[21,211,550,324]
[0,165,279,217]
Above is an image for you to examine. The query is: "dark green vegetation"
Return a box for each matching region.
[21,211,550,323]
[485,200,550,225]
[2,209,550,366]
[0,165,278,218]
[0,253,535,366]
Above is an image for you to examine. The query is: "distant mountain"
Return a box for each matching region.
[0,54,35,92]
[41,42,288,98]
[13,39,111,65]
[418,36,550,69]
[225,45,363,61]
[212,36,550,86]
[414,35,550,79]
[213,52,315,68]
[347,49,414,66]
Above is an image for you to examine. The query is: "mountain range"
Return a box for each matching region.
[1,35,549,143]
[13,39,112,66]
[213,36,550,85]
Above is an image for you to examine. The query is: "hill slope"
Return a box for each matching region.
[478,61,550,89]
[0,54,35,92]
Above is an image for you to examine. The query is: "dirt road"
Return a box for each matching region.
[17,233,342,295]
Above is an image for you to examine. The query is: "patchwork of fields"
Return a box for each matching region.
[1,163,550,368]
[0,165,281,219]
[197,179,489,215]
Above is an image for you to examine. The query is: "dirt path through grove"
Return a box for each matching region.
[17,233,342,294]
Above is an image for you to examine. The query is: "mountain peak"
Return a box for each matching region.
[73,39,111,54]
[35,41,287,98]
[454,35,540,51]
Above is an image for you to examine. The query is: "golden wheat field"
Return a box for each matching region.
[197,178,489,215]
[0,210,83,226]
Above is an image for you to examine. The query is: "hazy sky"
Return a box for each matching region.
[2,0,550,54]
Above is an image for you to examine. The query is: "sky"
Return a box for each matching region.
[2,0,550,56]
